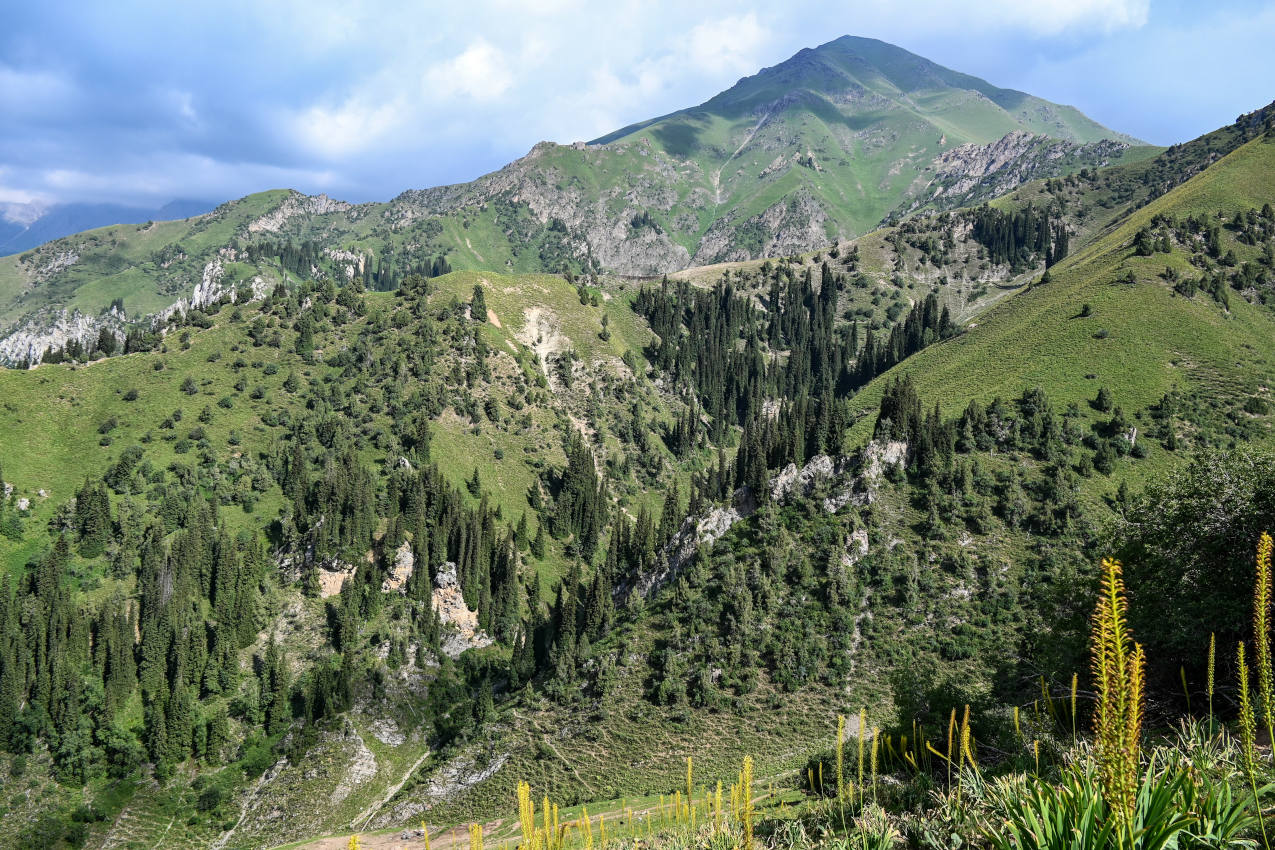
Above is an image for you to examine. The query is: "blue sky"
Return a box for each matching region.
[1,0,1272,209]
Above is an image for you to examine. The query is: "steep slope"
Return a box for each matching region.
[0,107,1272,850]
[845,122,1275,476]
[594,35,1144,251]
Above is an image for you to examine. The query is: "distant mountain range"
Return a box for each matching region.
[0,199,216,256]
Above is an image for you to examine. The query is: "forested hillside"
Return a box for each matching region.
[0,99,1273,850]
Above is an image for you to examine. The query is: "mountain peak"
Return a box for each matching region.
[596,36,1137,151]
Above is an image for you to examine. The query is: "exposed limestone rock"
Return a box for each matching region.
[329,722,379,805]
[379,751,509,827]
[382,542,414,593]
[367,717,405,747]
[154,259,270,327]
[318,561,357,598]
[35,250,79,281]
[324,248,366,282]
[515,306,569,385]
[432,562,493,657]
[845,528,869,568]
[639,504,746,599]
[248,192,351,234]
[891,132,1129,219]
[0,304,127,366]
[632,446,911,598]
[770,454,839,502]
[694,188,835,265]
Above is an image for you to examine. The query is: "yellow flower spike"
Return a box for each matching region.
[857,707,866,802]
[870,728,880,801]
[1090,557,1145,831]
[1255,533,1275,750]
[1208,632,1217,726]
[1238,642,1271,850]
[835,714,845,802]
[1071,671,1079,744]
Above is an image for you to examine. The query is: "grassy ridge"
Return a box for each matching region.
[844,135,1275,477]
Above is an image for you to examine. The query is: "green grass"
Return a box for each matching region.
[842,134,1275,499]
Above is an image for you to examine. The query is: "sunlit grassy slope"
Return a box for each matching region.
[845,134,1275,475]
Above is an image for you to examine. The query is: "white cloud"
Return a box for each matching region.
[425,40,515,101]
[23,155,340,206]
[291,94,406,160]
[856,0,1149,36]
[687,13,768,75]
[0,167,50,209]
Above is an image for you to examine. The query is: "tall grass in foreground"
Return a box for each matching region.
[431,540,1275,850]
[1238,643,1271,850]
[1254,532,1275,753]
[1091,557,1145,834]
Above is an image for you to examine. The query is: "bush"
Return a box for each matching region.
[1114,446,1275,676]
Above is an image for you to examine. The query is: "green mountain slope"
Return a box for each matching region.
[2,84,1274,850]
[590,35,1143,255]
[0,36,1144,365]
[846,119,1275,468]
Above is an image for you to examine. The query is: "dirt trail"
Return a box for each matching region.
[353,749,433,830]
[712,107,775,205]
[283,818,504,850]
[284,788,789,850]
[212,759,287,849]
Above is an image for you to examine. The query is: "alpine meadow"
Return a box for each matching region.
[5,10,1275,850]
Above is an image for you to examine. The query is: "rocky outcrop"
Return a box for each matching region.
[432,563,493,657]
[694,188,835,265]
[382,542,415,593]
[0,304,126,366]
[628,444,908,599]
[638,503,746,599]
[318,561,357,598]
[154,258,270,325]
[823,440,909,510]
[890,132,1129,220]
[247,191,351,234]
[770,454,839,502]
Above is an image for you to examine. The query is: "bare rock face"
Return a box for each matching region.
[845,528,870,568]
[0,304,127,366]
[247,191,351,234]
[330,721,380,805]
[824,440,908,509]
[891,131,1129,219]
[694,188,835,265]
[382,542,414,593]
[318,561,357,598]
[770,454,838,503]
[154,258,270,326]
[432,563,493,657]
[638,504,746,598]
[379,751,509,827]
[630,447,909,599]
